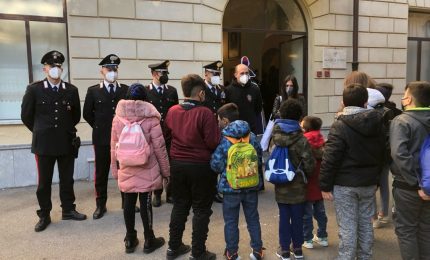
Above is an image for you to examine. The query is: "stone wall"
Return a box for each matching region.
[306,0,409,126]
[0,0,426,188]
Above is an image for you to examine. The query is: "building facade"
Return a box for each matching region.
[1,0,429,188]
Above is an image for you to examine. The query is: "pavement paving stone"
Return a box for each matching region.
[0,181,400,260]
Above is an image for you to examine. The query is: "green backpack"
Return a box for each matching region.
[225,134,259,189]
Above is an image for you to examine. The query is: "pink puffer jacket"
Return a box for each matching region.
[110,100,170,193]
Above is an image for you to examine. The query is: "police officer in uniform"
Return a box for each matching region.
[83,54,129,219]
[145,60,178,207]
[21,50,86,232]
[202,61,226,203]
[202,60,226,115]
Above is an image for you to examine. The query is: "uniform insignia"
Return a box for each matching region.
[110,55,118,63]
[247,94,252,102]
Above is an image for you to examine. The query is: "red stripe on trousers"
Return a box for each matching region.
[35,154,40,185]
[93,145,98,198]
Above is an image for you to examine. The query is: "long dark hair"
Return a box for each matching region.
[279,75,299,99]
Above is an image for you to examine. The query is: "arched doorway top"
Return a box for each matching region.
[223,0,307,33]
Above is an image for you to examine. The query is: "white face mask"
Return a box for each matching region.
[239,74,249,85]
[48,67,62,80]
[210,75,221,85]
[105,71,118,83]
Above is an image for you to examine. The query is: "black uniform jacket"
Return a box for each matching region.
[145,83,179,122]
[225,79,263,133]
[203,82,226,115]
[21,79,81,156]
[83,82,128,146]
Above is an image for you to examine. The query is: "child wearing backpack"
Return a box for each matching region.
[110,83,170,254]
[269,100,315,260]
[390,81,430,260]
[210,103,264,260]
[300,116,328,249]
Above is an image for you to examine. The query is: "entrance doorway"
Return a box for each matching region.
[222,0,308,120]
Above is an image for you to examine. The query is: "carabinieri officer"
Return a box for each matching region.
[202,61,226,203]
[202,60,226,116]
[145,60,179,207]
[83,54,129,219]
[21,50,86,232]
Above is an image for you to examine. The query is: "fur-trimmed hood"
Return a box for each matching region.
[115,100,161,122]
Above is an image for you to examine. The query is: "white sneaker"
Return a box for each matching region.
[313,235,328,247]
[373,219,382,229]
[378,215,390,224]
[303,240,313,249]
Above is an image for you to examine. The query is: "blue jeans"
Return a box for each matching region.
[374,164,390,216]
[303,200,328,241]
[278,202,305,251]
[223,192,262,254]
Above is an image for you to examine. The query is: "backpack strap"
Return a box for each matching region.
[225,134,250,144]
[116,116,130,126]
[116,117,146,134]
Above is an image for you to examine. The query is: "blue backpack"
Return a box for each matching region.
[264,146,306,184]
[419,134,430,195]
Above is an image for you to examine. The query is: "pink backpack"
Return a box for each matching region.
[115,117,150,167]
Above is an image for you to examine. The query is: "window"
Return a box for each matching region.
[407,12,430,82]
[0,0,68,121]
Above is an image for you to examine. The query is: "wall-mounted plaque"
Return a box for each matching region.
[323,48,347,69]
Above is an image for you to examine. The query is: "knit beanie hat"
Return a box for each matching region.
[127,83,147,101]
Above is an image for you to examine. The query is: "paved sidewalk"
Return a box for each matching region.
[0,181,400,260]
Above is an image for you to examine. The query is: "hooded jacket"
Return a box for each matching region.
[110,100,170,193]
[271,119,315,204]
[303,130,325,201]
[390,109,430,189]
[210,120,263,194]
[320,108,385,192]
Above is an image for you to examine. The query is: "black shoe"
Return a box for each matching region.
[125,236,139,254]
[153,194,162,207]
[189,250,216,260]
[93,206,107,219]
[213,193,223,203]
[166,243,191,260]
[62,210,87,220]
[144,237,165,254]
[166,196,173,204]
[34,216,51,232]
[135,206,140,213]
[291,248,303,259]
[276,247,290,260]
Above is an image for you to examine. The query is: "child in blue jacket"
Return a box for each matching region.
[210,103,264,260]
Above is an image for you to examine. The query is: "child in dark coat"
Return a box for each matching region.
[270,100,315,260]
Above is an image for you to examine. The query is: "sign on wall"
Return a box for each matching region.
[323,48,347,69]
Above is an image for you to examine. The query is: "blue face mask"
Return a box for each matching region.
[286,86,294,96]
